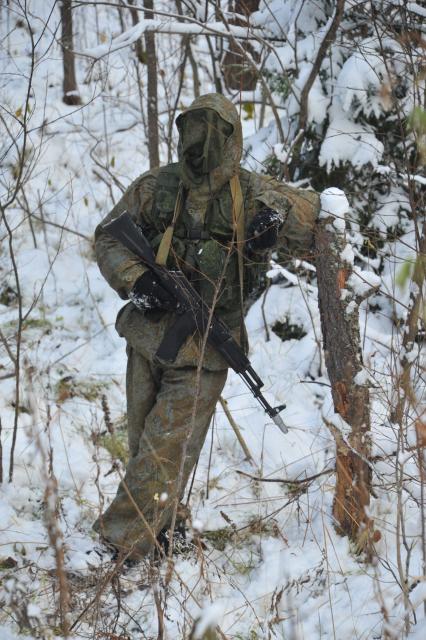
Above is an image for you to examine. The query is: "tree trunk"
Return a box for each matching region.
[222,0,260,91]
[60,0,81,106]
[316,210,377,551]
[144,0,159,168]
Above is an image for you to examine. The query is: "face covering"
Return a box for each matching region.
[177,109,233,186]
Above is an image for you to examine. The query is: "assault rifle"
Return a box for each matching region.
[103,211,288,434]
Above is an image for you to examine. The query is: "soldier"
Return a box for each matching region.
[93,93,320,560]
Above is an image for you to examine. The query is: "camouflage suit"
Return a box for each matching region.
[93,93,320,559]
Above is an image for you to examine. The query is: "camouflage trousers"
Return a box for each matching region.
[93,345,227,558]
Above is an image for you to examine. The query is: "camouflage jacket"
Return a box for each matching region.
[94,95,320,370]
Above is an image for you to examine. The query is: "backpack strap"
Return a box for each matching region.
[155,175,246,347]
[155,182,185,266]
[230,174,245,344]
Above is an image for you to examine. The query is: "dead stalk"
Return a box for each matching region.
[25,365,71,635]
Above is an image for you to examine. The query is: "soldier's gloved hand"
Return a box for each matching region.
[129,271,177,311]
[246,208,284,253]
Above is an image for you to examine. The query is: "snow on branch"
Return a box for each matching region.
[80,18,262,60]
[319,187,350,233]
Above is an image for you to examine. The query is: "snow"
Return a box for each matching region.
[407,2,426,18]
[273,142,290,163]
[336,45,389,118]
[373,189,411,233]
[412,173,426,185]
[341,242,355,265]
[320,187,350,232]
[192,602,225,639]
[26,604,41,618]
[0,628,36,640]
[254,0,327,39]
[354,368,372,386]
[348,267,382,297]
[192,519,204,532]
[320,187,349,217]
[319,101,385,170]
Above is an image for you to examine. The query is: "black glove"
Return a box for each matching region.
[129,271,177,311]
[246,208,284,253]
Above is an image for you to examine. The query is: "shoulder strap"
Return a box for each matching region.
[155,182,185,266]
[156,175,246,339]
[230,175,245,340]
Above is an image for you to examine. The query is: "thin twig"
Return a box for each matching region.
[260,281,271,342]
[236,467,334,485]
[29,213,91,241]
[0,328,17,368]
[219,397,255,465]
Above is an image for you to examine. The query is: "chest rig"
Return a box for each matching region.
[148,164,251,328]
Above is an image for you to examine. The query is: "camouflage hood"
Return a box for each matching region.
[176,93,243,195]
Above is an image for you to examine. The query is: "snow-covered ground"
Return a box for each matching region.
[1,2,425,639]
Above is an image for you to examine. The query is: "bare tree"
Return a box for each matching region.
[60,0,81,106]
[316,204,378,552]
[144,0,159,167]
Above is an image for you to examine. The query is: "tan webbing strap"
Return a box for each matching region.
[230,175,245,334]
[155,183,184,266]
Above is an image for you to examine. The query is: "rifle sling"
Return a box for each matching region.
[229,175,245,347]
[155,182,185,266]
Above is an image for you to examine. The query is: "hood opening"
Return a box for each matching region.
[177,108,233,185]
[176,93,243,193]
